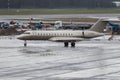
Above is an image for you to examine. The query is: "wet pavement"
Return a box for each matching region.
[0,36,120,80]
[0,14,120,19]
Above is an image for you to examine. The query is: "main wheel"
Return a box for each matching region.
[64,42,69,47]
[71,42,75,47]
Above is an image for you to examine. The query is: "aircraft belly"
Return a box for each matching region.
[22,35,50,40]
[31,35,51,40]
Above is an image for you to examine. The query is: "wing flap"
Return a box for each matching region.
[49,37,83,42]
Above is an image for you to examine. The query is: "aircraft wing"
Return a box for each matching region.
[49,37,84,42]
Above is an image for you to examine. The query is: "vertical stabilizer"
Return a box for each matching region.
[90,19,108,33]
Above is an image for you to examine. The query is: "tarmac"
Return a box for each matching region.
[1,14,120,19]
[0,36,120,80]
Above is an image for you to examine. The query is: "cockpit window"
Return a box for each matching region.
[24,32,30,34]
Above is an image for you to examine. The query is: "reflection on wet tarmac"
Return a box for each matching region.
[0,14,120,19]
[0,37,120,80]
[19,47,57,57]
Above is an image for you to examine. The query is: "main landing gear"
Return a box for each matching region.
[64,42,75,47]
[24,40,27,47]
[23,41,75,47]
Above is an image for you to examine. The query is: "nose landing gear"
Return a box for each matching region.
[24,40,27,47]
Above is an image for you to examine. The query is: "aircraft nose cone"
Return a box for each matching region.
[17,35,23,40]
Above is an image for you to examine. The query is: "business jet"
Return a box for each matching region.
[17,19,108,47]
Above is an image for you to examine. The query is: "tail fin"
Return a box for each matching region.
[90,19,108,33]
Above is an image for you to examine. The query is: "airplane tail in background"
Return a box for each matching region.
[90,19,108,33]
[108,22,119,27]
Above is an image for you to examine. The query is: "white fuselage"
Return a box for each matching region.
[17,30,103,41]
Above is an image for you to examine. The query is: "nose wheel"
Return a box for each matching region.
[24,40,27,47]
